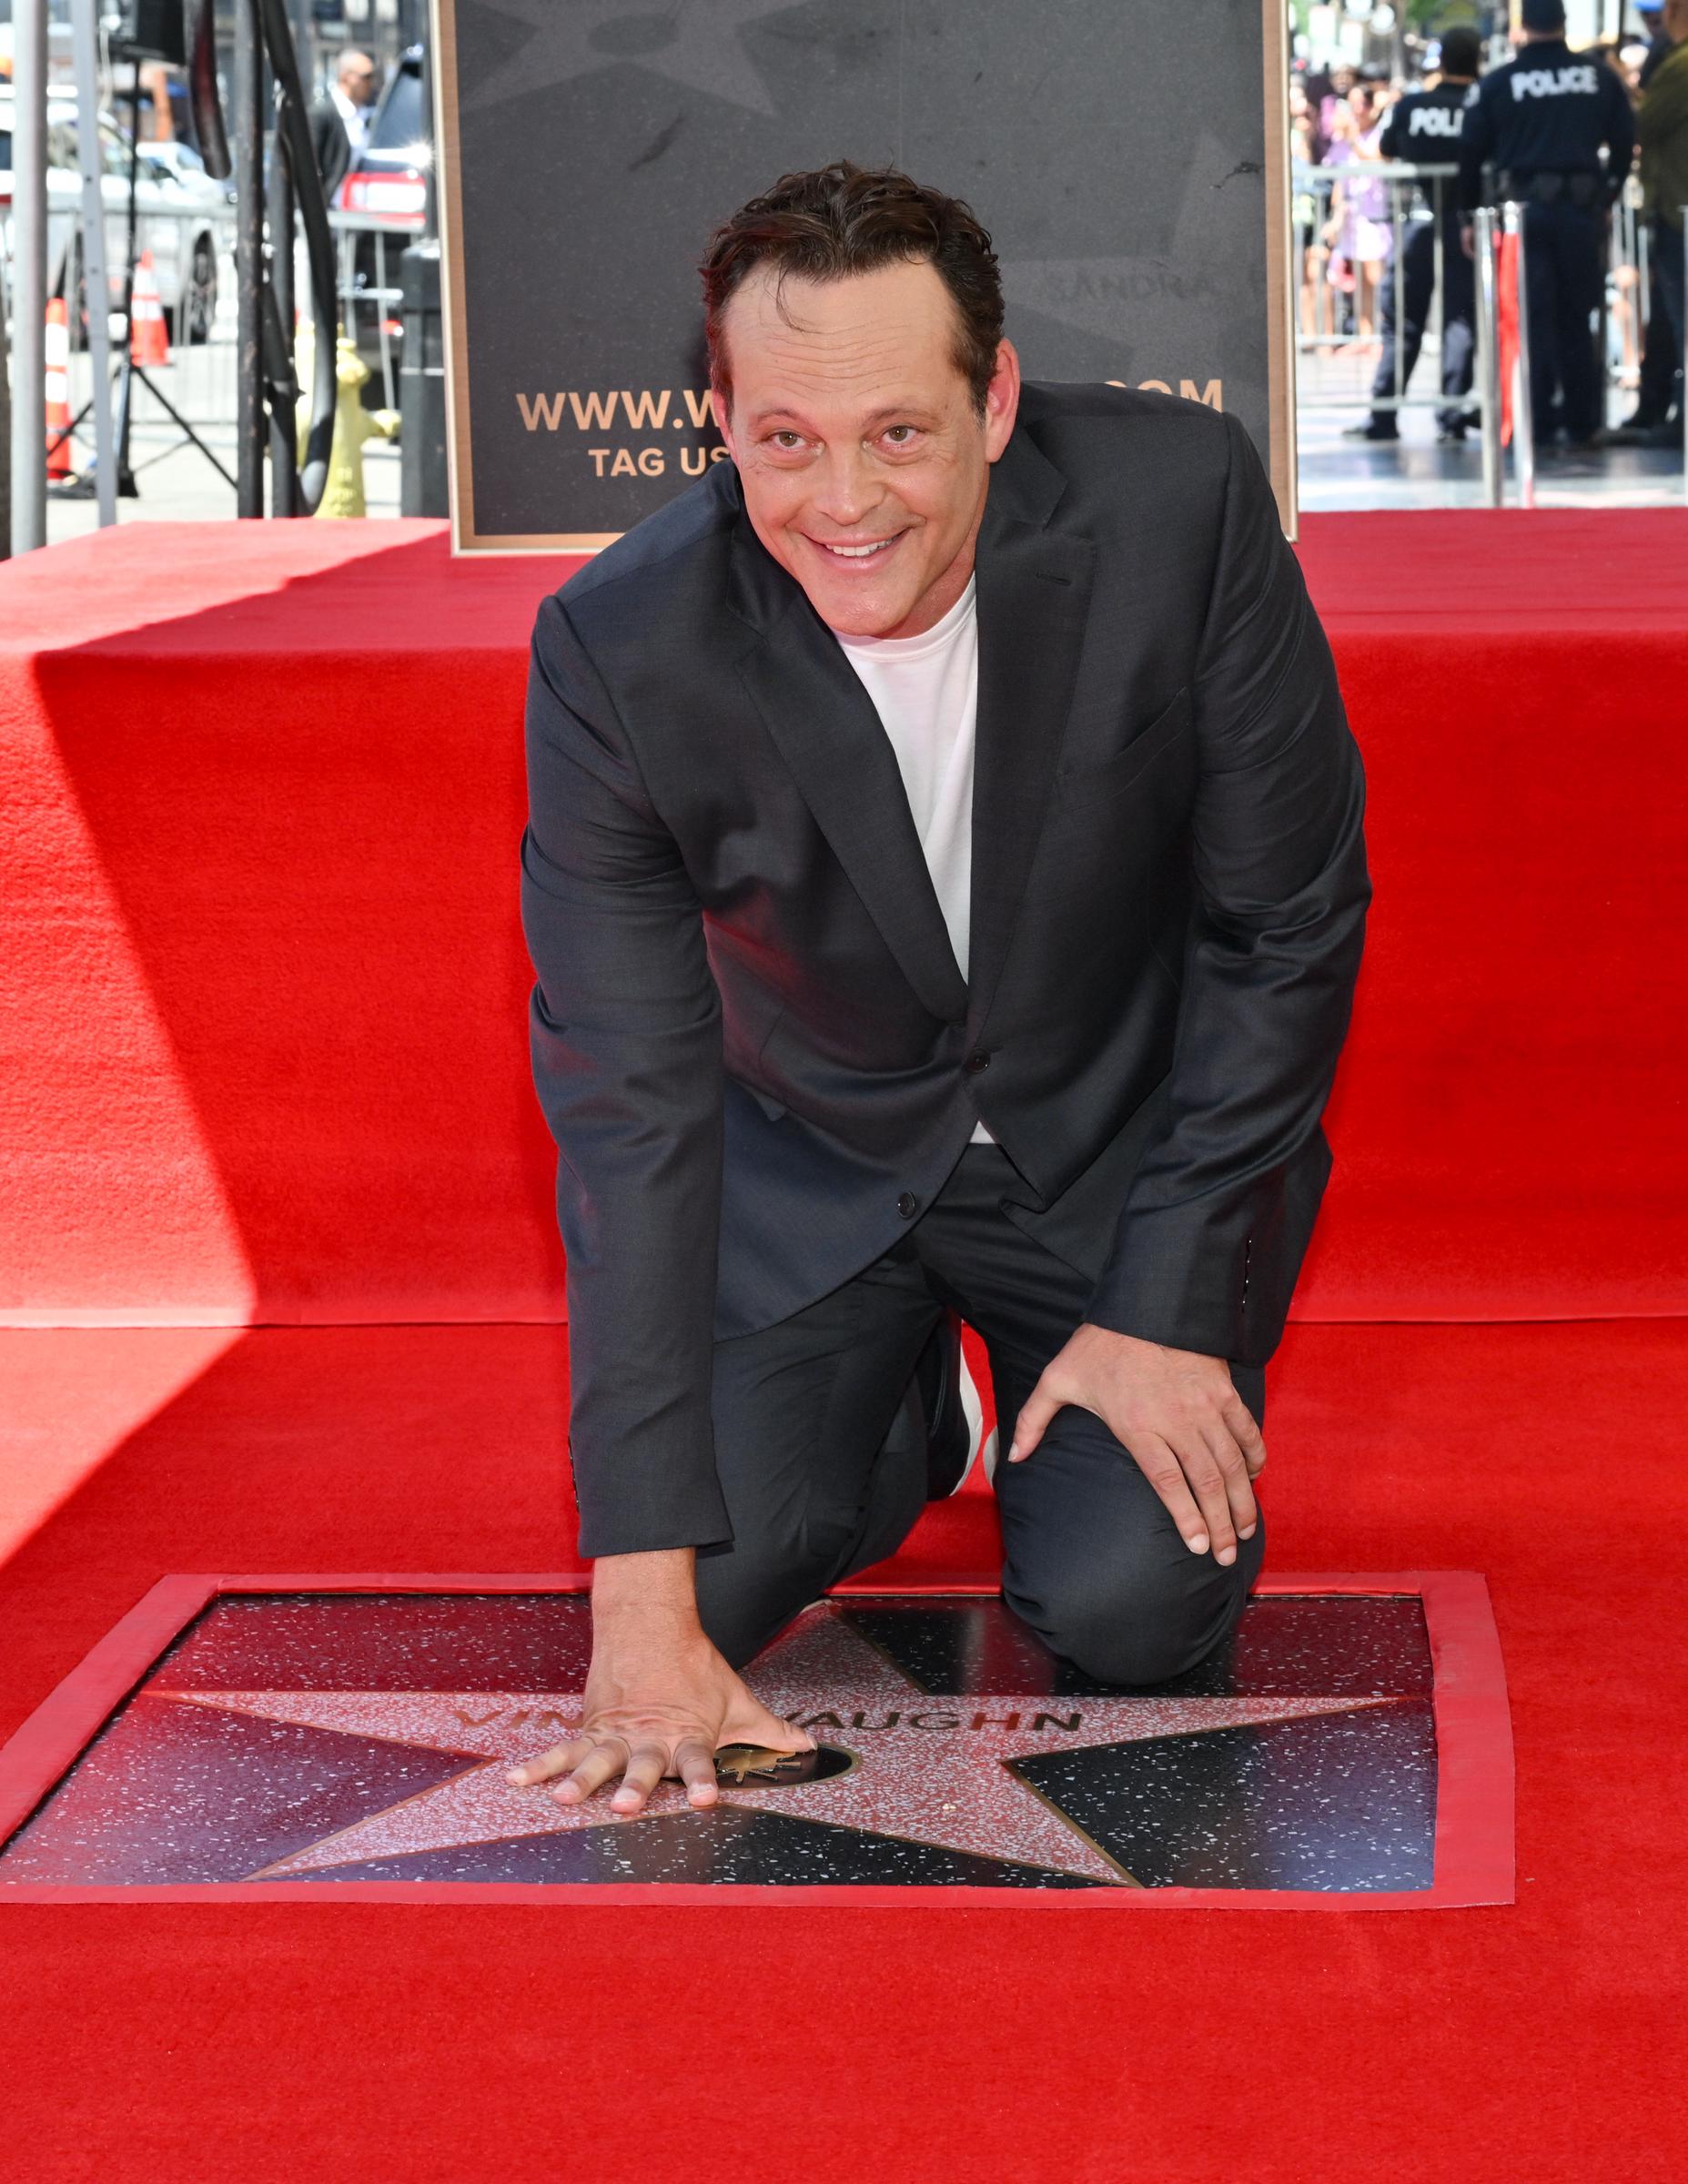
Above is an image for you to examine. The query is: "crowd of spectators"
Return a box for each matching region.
[1291,5,1688,451]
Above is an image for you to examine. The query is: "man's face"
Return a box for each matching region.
[340,56,379,106]
[713,259,1019,640]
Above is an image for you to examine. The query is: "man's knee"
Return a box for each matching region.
[1006,1521,1264,1687]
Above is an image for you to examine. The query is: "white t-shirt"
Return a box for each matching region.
[834,577,994,1146]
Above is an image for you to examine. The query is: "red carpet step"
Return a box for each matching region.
[3,511,1684,1327]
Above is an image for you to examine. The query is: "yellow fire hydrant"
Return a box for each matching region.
[295,318,399,519]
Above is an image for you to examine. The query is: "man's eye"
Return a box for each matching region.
[883,425,918,446]
[770,430,804,450]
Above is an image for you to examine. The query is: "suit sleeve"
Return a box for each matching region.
[1082,411,1370,1366]
[521,592,731,1558]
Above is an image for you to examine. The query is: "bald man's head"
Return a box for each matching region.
[337,49,379,106]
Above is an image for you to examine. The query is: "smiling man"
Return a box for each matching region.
[512,163,1370,1819]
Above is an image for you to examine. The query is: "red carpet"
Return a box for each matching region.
[2,511,1685,2177]
[2,511,1684,1325]
[0,1318,1683,2178]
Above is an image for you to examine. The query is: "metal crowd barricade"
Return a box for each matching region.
[1294,159,1491,432]
[329,207,427,414]
[19,193,242,494]
[1609,173,1649,408]
[1299,149,1670,503]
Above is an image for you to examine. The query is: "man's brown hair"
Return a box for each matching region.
[700,160,1005,414]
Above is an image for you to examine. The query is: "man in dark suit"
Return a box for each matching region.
[510,164,1370,1821]
[308,48,378,204]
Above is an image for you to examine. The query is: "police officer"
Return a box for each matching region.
[1459,0,1635,450]
[1349,27,1483,443]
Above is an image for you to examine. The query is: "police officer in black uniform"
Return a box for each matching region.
[1350,27,1484,442]
[1459,0,1636,450]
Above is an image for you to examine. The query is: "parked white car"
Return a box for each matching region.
[0,96,230,343]
[137,137,236,216]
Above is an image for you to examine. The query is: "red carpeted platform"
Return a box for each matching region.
[2,511,1684,1326]
[2,511,1685,2179]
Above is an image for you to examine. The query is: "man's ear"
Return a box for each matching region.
[711,387,735,459]
[984,338,1022,464]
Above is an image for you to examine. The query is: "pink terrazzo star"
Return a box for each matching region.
[156,1606,1398,1886]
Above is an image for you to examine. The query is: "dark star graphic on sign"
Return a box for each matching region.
[156,1609,1397,1886]
[462,0,805,116]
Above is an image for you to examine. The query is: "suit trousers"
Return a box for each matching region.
[694,1140,1268,1683]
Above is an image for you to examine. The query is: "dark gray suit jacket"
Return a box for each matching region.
[521,384,1370,1557]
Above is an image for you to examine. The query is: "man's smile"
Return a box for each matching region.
[805,531,907,567]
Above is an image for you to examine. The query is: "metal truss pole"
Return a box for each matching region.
[1474,207,1504,508]
[1502,202,1535,510]
[235,0,268,515]
[9,0,48,552]
[69,0,118,526]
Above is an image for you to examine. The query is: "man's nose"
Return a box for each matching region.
[811,445,881,530]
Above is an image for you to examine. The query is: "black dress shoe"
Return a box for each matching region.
[906,1311,994,1500]
[1342,420,1400,441]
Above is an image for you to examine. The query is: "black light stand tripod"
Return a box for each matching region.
[185,0,336,514]
[105,46,235,495]
[56,0,333,510]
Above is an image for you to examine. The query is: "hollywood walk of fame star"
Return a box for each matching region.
[462,0,806,117]
[153,1607,1404,1887]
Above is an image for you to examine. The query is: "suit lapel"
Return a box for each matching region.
[733,539,971,1025]
[966,440,1096,1036]
[726,424,1093,1032]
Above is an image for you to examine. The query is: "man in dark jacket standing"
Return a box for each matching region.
[308,48,378,203]
[510,165,1370,1821]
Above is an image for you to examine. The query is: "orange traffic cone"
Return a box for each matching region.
[129,249,169,367]
[45,298,74,478]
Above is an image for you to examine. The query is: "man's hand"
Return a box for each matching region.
[1461,222,1476,259]
[1008,1325,1266,1567]
[504,1549,812,1815]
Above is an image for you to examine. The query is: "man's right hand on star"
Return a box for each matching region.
[504,1549,813,1815]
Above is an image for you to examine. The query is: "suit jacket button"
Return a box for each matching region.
[896,1191,919,1218]
[965,1050,992,1075]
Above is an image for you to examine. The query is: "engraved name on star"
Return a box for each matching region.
[154,1611,1400,1887]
